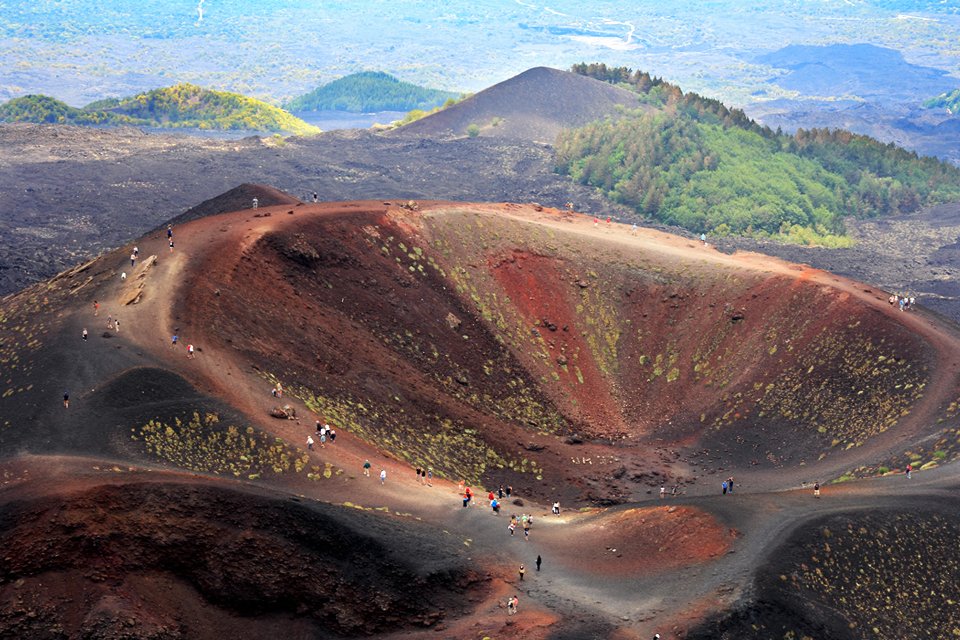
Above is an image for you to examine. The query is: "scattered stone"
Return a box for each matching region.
[446,312,462,330]
[270,405,297,419]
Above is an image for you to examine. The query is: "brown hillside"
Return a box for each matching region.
[3,194,960,638]
[394,66,642,142]
[167,183,300,227]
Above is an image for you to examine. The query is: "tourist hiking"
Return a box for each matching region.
[536,555,542,571]
[518,564,525,581]
[380,468,387,484]
[363,459,371,476]
[814,482,821,498]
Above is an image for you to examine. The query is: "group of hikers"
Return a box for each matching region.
[889,293,916,311]
[306,420,337,450]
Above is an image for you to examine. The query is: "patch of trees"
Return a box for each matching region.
[924,88,960,115]
[107,84,320,135]
[0,85,320,136]
[0,95,132,126]
[561,63,960,244]
[284,71,460,113]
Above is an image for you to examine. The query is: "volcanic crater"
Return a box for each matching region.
[2,192,960,638]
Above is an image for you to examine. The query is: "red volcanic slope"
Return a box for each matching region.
[156,200,957,505]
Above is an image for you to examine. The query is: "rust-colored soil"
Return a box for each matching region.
[540,505,735,576]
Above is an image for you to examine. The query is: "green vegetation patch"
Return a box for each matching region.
[284,71,460,113]
[924,88,960,114]
[299,389,542,485]
[562,63,960,244]
[133,411,317,480]
[753,332,926,448]
[783,511,960,638]
[0,84,320,135]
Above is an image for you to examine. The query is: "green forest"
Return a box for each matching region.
[0,85,320,135]
[284,71,460,113]
[0,95,131,126]
[559,63,960,245]
[924,88,960,114]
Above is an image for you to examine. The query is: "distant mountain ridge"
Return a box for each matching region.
[285,71,460,113]
[0,84,320,135]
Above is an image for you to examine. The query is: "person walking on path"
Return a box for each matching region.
[130,252,137,267]
[169,239,175,252]
[722,480,728,495]
[63,391,69,409]
[363,460,371,476]
[93,300,99,316]
[186,344,195,359]
[518,564,525,581]
[536,555,542,571]
[379,469,387,485]
[727,477,734,493]
[82,328,88,341]
[660,486,665,499]
[171,334,178,347]
[114,318,120,333]
[906,463,913,479]
[814,482,821,498]
[507,595,517,615]
[306,436,314,450]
